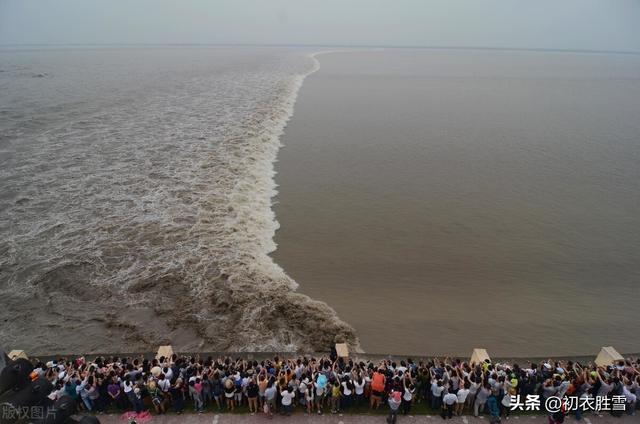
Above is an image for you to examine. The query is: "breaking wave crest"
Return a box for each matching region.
[0,48,359,354]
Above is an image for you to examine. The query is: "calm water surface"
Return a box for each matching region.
[272,49,640,356]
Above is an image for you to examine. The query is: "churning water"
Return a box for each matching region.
[0,46,357,354]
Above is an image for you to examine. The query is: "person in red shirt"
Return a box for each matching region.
[371,368,386,410]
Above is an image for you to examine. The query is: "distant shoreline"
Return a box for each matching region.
[1,43,639,56]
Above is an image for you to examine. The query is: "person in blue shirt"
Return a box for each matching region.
[487,390,501,424]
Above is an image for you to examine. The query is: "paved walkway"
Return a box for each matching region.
[94,412,636,424]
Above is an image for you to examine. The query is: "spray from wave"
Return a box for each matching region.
[0,47,359,354]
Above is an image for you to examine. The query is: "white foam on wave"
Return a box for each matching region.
[0,48,360,354]
[210,52,323,291]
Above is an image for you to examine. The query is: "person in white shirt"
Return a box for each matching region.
[431,379,445,409]
[353,377,365,407]
[298,381,308,408]
[163,366,173,382]
[467,376,480,408]
[158,375,171,394]
[501,379,513,419]
[456,382,470,416]
[264,380,277,417]
[341,378,354,410]
[304,384,315,414]
[442,391,458,419]
[122,377,138,411]
[402,381,415,415]
[280,387,295,416]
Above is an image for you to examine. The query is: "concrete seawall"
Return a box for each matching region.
[14,350,640,364]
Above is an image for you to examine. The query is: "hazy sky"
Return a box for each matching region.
[1,0,639,52]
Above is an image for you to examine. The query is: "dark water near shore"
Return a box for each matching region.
[272,49,640,357]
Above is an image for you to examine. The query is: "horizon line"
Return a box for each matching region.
[1,42,639,56]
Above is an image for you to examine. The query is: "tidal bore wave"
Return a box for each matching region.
[0,48,359,354]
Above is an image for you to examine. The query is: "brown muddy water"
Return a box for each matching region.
[272,49,640,357]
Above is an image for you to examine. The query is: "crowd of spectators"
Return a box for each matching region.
[27,350,639,423]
